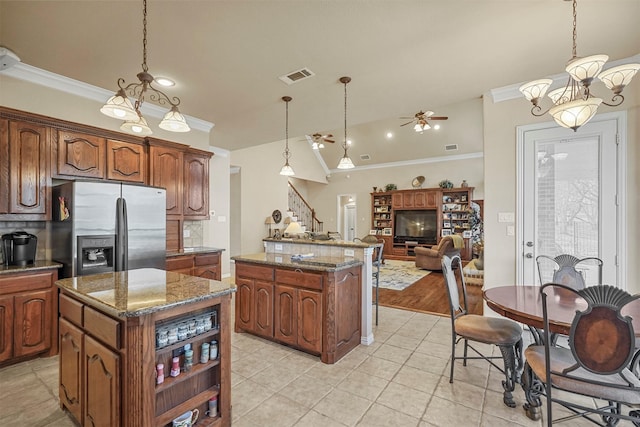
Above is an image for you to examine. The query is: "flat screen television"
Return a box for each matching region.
[394,210,437,244]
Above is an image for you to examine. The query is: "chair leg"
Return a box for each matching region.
[463,339,469,366]
[375,274,379,326]
[449,334,456,383]
[497,339,522,409]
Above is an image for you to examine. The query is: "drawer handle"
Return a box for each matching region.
[294,268,304,273]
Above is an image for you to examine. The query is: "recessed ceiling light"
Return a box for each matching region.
[155,77,175,87]
[386,132,393,139]
[434,124,441,130]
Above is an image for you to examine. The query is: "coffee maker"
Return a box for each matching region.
[2,231,38,266]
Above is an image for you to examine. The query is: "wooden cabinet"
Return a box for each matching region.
[392,192,403,209]
[235,261,360,363]
[106,139,146,183]
[165,251,222,281]
[0,120,50,219]
[183,150,211,219]
[415,191,437,208]
[441,187,474,260]
[53,130,105,178]
[149,142,184,217]
[0,269,58,366]
[59,317,83,423]
[84,335,120,426]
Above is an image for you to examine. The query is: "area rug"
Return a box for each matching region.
[377,260,431,291]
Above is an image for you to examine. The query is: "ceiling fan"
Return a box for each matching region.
[400,110,448,133]
[307,132,335,150]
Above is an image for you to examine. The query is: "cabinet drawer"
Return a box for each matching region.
[59,293,83,328]
[166,256,194,271]
[276,269,323,291]
[195,253,219,266]
[83,306,121,350]
[236,263,274,281]
[0,271,53,295]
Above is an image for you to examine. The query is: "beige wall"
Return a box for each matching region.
[483,84,639,294]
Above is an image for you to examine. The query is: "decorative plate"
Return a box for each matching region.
[412,176,425,188]
[272,209,282,224]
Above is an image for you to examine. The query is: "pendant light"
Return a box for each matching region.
[279,96,295,176]
[100,0,190,135]
[519,0,639,131]
[337,76,355,169]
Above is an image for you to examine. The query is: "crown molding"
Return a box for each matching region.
[0,62,214,133]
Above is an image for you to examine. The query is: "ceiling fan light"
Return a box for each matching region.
[565,54,608,83]
[597,63,640,94]
[519,79,553,102]
[549,97,602,131]
[337,155,355,169]
[159,106,191,132]
[100,89,138,121]
[311,142,319,150]
[120,114,153,135]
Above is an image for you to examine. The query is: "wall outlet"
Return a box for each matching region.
[183,229,191,238]
[344,249,355,257]
[507,225,515,236]
[217,216,226,222]
[275,243,283,251]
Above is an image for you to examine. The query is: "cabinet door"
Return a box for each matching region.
[183,153,210,219]
[84,335,120,427]
[254,281,274,338]
[391,193,403,209]
[59,318,83,423]
[9,121,49,216]
[193,266,220,281]
[0,119,8,214]
[297,289,322,353]
[425,191,437,208]
[274,285,297,346]
[13,289,52,357]
[0,295,14,363]
[235,278,255,332]
[149,146,183,216]
[402,192,414,208]
[106,139,146,183]
[54,130,105,178]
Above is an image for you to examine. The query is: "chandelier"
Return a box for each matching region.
[279,96,295,176]
[100,0,190,135]
[337,76,355,169]
[519,0,639,132]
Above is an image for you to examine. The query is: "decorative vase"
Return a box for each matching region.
[461,180,469,188]
[373,186,377,193]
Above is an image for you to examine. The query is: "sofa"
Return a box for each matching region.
[414,236,460,270]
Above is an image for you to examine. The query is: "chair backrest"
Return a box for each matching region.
[436,236,454,256]
[540,284,639,379]
[373,240,384,266]
[441,254,468,318]
[536,254,603,289]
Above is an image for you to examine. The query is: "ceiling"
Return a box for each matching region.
[1,1,639,169]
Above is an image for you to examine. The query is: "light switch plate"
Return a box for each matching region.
[344,249,355,257]
[498,212,515,223]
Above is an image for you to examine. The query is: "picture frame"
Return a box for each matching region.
[369,229,378,235]
[441,229,452,237]
[382,228,393,236]
[443,222,451,228]
[463,230,472,238]
[461,194,468,202]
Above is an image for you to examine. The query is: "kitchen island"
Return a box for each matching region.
[232,253,362,363]
[56,268,235,427]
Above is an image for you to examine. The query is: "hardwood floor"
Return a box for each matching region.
[377,270,484,316]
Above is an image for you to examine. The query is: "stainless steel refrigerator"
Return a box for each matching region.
[52,180,166,278]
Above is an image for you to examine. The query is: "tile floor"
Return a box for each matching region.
[0,304,608,426]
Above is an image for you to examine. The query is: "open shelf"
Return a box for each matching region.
[156,359,220,393]
[155,328,220,356]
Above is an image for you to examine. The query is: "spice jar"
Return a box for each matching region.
[200,343,210,364]
[170,357,180,377]
[156,363,165,384]
[184,349,194,372]
[209,340,218,360]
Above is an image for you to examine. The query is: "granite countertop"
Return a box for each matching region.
[263,238,375,248]
[0,260,62,275]
[232,253,363,272]
[55,268,236,318]
[166,247,225,257]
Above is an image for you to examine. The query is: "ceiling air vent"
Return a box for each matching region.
[278,67,315,85]
[445,144,459,151]
[360,154,371,161]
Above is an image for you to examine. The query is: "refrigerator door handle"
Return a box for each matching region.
[116,197,129,271]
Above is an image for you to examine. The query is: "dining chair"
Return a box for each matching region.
[441,254,523,407]
[525,283,640,426]
[535,254,603,289]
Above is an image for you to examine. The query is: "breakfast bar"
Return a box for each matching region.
[55,268,235,427]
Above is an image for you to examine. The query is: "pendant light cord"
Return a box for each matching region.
[142,0,149,72]
[571,0,577,59]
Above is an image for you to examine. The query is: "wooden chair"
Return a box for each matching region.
[441,254,523,407]
[525,283,640,426]
[536,254,603,289]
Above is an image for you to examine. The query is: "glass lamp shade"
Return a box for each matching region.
[159,106,191,132]
[547,87,572,105]
[100,89,138,121]
[311,142,319,150]
[337,154,355,169]
[565,54,608,83]
[279,162,295,176]
[519,79,553,102]
[548,97,602,131]
[120,114,153,135]
[414,122,431,132]
[597,63,640,94]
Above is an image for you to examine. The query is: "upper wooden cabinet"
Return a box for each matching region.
[0,120,50,219]
[106,139,146,183]
[148,141,184,217]
[53,130,105,179]
[183,149,212,219]
[415,191,437,208]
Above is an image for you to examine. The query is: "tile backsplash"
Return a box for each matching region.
[183,221,204,248]
[0,221,51,263]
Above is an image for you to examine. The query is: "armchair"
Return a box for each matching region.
[414,236,459,270]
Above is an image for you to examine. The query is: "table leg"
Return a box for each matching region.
[498,338,523,408]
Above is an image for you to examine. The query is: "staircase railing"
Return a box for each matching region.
[288,182,323,232]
